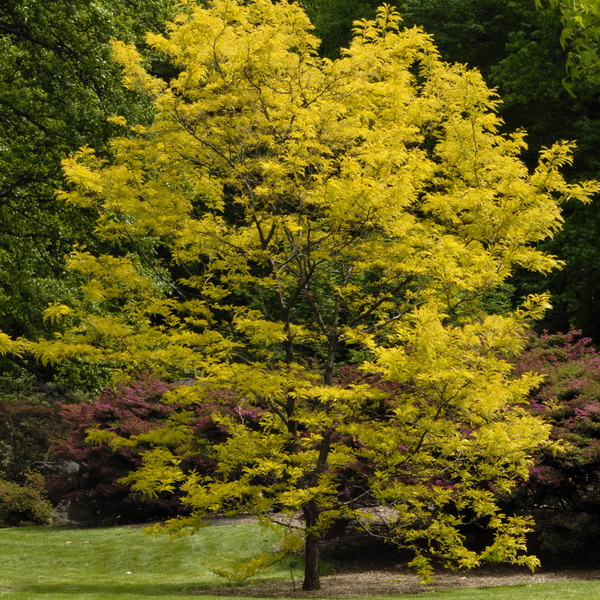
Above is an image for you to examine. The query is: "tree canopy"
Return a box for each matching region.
[3,0,599,590]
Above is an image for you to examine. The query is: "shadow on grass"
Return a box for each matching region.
[13,581,244,596]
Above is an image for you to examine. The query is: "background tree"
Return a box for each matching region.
[486,2,600,339]
[0,0,177,488]
[7,0,599,590]
[536,0,600,87]
[298,0,381,58]
[395,0,600,340]
[0,0,176,393]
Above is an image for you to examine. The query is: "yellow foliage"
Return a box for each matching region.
[110,40,167,97]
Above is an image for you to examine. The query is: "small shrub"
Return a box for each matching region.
[0,472,54,527]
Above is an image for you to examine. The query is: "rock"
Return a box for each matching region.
[52,497,97,527]
[31,460,81,476]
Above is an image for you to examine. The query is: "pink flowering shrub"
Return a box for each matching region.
[48,374,186,525]
[510,329,600,561]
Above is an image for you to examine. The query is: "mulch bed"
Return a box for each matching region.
[194,565,600,597]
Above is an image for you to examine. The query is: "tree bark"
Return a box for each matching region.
[302,502,321,590]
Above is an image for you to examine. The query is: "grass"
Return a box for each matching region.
[0,525,598,599]
[0,522,290,599]
[378,582,600,600]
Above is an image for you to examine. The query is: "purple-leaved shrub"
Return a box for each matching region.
[48,375,266,525]
[510,329,600,561]
[48,374,186,525]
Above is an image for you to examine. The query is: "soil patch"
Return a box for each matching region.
[195,566,600,597]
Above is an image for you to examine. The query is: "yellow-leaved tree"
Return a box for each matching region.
[8,0,600,590]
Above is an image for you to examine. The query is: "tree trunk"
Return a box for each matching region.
[301,428,333,590]
[302,502,321,590]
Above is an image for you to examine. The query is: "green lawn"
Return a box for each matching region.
[0,523,288,599]
[0,525,598,600]
[393,582,600,600]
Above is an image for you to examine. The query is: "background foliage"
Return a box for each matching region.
[0,0,176,389]
[47,375,187,525]
[0,473,54,527]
